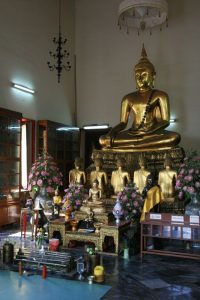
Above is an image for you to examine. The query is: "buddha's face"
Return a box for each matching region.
[135,67,154,90]
[93,182,98,188]
[94,159,102,168]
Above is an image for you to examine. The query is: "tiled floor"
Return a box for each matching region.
[0,227,200,300]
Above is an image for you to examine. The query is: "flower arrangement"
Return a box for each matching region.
[62,183,88,211]
[117,182,144,220]
[175,150,200,203]
[28,152,63,193]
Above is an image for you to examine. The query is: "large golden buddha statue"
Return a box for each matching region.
[99,45,181,152]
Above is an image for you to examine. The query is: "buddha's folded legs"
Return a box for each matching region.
[102,130,181,150]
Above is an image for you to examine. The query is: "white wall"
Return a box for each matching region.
[0,0,75,125]
[75,0,200,151]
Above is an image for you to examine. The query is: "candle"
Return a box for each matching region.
[19,261,23,276]
[42,265,47,279]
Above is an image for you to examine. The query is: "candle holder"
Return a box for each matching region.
[88,275,94,284]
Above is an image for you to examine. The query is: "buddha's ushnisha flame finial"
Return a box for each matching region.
[141,43,147,58]
[135,44,155,74]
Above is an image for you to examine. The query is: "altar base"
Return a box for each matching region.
[91,146,185,176]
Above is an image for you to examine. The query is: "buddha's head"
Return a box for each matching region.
[164,155,173,169]
[138,155,146,168]
[94,157,103,168]
[134,45,156,91]
[116,157,126,168]
[74,157,83,169]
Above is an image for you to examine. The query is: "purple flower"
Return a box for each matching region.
[178,191,184,199]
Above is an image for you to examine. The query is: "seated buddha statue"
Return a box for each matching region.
[111,158,130,194]
[99,45,181,151]
[90,157,108,196]
[158,155,177,200]
[80,179,105,214]
[69,157,86,185]
[133,155,150,194]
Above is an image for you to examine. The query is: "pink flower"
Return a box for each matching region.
[37,179,43,186]
[46,186,54,193]
[28,184,32,191]
[187,186,195,194]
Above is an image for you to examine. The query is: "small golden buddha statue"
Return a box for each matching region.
[99,45,181,152]
[158,155,177,200]
[111,158,130,194]
[80,180,105,214]
[53,188,62,206]
[90,157,108,196]
[69,157,86,185]
[133,155,150,194]
[52,188,62,217]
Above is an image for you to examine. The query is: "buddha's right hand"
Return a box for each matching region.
[99,134,112,148]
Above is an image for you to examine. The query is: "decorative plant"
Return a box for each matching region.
[117,182,144,220]
[27,152,63,193]
[86,246,98,256]
[36,228,45,248]
[175,150,200,203]
[62,183,88,211]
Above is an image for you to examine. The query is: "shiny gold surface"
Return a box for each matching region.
[75,210,110,224]
[158,156,177,199]
[140,186,163,222]
[99,46,180,152]
[80,180,105,214]
[90,158,108,194]
[69,157,86,185]
[64,230,100,249]
[111,158,130,194]
[133,156,150,194]
[92,147,184,176]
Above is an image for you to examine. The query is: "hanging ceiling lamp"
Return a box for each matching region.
[118,0,168,35]
[47,0,71,83]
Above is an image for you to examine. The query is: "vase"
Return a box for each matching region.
[113,197,123,224]
[34,187,52,210]
[185,193,200,216]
